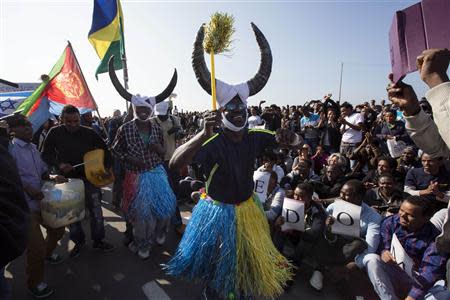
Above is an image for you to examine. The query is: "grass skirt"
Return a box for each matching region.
[127,165,176,221]
[165,194,293,299]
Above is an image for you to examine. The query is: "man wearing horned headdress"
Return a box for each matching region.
[165,23,300,299]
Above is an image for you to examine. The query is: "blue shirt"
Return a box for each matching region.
[9,138,48,212]
[327,202,382,268]
[300,114,320,139]
[379,215,448,299]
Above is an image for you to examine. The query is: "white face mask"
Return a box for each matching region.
[221,110,248,132]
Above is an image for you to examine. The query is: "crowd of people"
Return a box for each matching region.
[1,40,450,300]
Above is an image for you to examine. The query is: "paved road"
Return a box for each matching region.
[6,187,344,300]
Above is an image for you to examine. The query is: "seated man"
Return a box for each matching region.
[397,146,422,179]
[272,183,326,263]
[314,164,348,200]
[256,152,284,184]
[264,171,285,223]
[365,173,410,216]
[284,158,320,189]
[404,153,450,211]
[362,156,403,189]
[366,196,450,300]
[308,180,382,293]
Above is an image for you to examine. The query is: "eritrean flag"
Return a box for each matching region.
[88,0,125,79]
[16,43,97,132]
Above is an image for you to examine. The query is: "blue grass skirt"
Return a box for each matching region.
[164,194,293,299]
[128,165,176,221]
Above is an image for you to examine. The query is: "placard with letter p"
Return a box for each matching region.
[331,200,361,238]
[253,171,271,203]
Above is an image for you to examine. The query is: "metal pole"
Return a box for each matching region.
[338,62,343,102]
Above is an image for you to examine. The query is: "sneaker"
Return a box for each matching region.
[28,282,54,299]
[309,270,324,291]
[93,241,115,253]
[45,253,64,265]
[69,241,86,258]
[128,241,138,254]
[156,234,166,246]
[138,249,150,260]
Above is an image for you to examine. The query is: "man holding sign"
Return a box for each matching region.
[273,183,326,259]
[308,180,381,292]
[366,196,449,300]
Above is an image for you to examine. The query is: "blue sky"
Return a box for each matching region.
[1,0,429,116]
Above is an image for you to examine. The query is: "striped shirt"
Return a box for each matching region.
[379,215,448,299]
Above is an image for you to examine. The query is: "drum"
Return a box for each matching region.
[41,178,85,228]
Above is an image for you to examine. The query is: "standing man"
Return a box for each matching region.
[300,106,321,152]
[8,115,66,298]
[41,105,114,258]
[339,102,364,168]
[108,109,124,210]
[153,99,185,233]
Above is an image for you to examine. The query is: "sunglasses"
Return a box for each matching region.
[224,103,247,111]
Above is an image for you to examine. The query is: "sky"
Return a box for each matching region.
[0,0,431,117]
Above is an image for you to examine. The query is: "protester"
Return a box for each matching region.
[366,196,450,300]
[8,115,67,298]
[41,105,114,257]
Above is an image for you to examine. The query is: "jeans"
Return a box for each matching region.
[69,181,105,244]
[366,254,450,300]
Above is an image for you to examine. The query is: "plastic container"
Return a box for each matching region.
[41,178,85,228]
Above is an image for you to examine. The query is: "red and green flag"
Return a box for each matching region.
[16,42,97,131]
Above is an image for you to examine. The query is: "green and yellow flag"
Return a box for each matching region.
[88,0,125,79]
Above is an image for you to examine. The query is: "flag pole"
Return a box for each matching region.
[67,41,107,134]
[118,11,130,114]
[338,62,344,103]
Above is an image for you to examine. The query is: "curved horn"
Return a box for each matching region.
[246,22,272,96]
[192,24,212,95]
[108,55,132,101]
[154,69,178,103]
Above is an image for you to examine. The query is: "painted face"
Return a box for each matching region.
[135,106,152,121]
[223,97,247,127]
[62,112,81,133]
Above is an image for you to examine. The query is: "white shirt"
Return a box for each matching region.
[257,164,285,183]
[248,115,263,128]
[341,112,364,143]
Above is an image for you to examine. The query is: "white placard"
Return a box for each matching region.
[390,233,414,278]
[331,200,361,238]
[281,198,305,232]
[253,171,271,203]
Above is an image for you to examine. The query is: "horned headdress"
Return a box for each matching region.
[108,56,177,109]
[192,22,272,108]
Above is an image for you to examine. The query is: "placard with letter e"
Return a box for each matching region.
[281,198,305,232]
[331,200,361,238]
[390,233,415,278]
[253,171,271,203]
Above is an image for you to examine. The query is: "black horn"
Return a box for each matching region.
[154,69,178,103]
[246,23,272,96]
[192,24,212,95]
[108,56,132,101]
